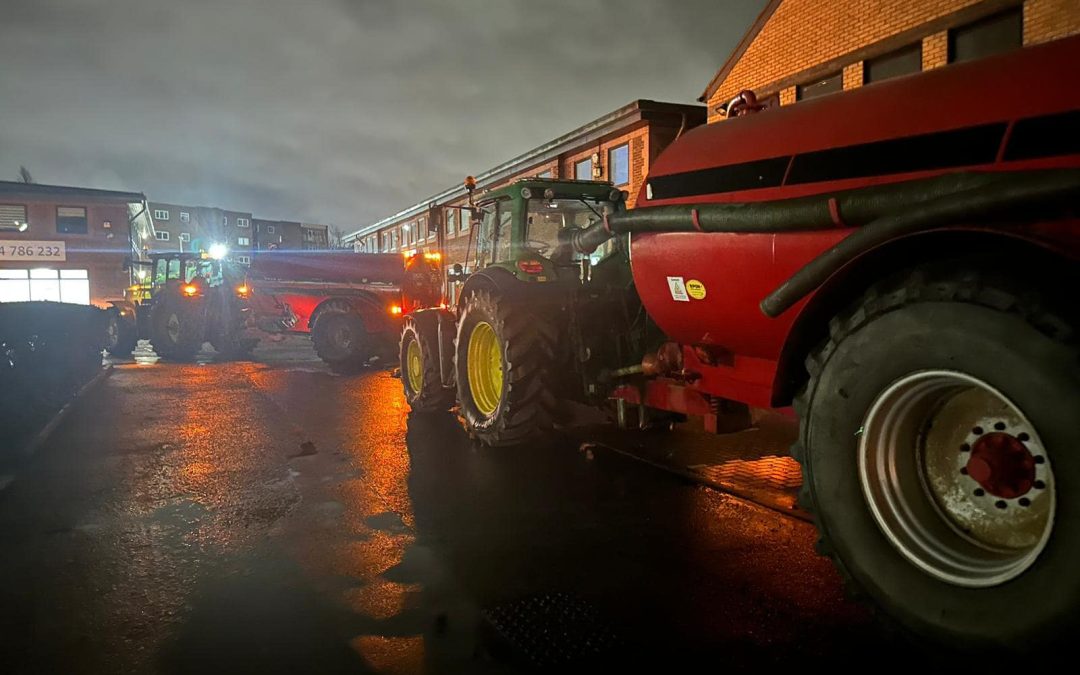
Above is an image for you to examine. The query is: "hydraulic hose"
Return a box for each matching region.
[561,169,1080,316]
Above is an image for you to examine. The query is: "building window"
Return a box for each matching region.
[865,43,923,84]
[267,225,275,234]
[460,206,470,231]
[797,72,842,100]
[0,268,90,304]
[608,144,630,186]
[391,230,399,250]
[537,170,553,179]
[949,7,1022,64]
[179,232,190,242]
[423,216,434,240]
[575,158,593,180]
[154,231,170,241]
[236,255,251,265]
[153,209,169,220]
[446,209,457,237]
[179,211,190,223]
[56,206,88,234]
[238,236,250,246]
[237,218,250,228]
[0,204,28,231]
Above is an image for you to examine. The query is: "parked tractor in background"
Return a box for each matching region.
[247,251,440,373]
[105,251,256,360]
[402,36,1080,651]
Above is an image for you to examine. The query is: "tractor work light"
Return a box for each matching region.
[389,304,403,316]
[235,284,250,298]
[208,243,229,260]
[181,283,200,297]
[423,252,441,262]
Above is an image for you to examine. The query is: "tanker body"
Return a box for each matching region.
[596,35,1080,652]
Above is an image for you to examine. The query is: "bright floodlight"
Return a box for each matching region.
[208,243,229,260]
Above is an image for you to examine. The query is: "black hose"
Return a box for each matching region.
[760,169,1080,316]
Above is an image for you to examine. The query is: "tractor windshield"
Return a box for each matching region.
[525,197,613,259]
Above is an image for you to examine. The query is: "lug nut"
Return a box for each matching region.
[1017,432,1029,441]
[960,443,971,452]
[994,421,1006,431]
[995,500,1007,509]
[960,466,969,475]
[1034,480,1046,490]
[1034,455,1045,464]
[974,488,985,497]
[1019,498,1031,507]
[972,426,984,435]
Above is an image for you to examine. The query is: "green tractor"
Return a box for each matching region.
[106,252,257,361]
[399,178,649,445]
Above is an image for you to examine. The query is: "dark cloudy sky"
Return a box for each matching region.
[1,0,765,229]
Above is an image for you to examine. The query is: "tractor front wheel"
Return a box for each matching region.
[454,290,556,446]
[400,314,454,412]
[105,310,138,357]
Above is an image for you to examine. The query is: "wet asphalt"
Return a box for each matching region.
[0,337,921,673]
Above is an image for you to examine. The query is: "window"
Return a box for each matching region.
[391,230,398,250]
[949,7,1022,64]
[236,255,251,265]
[0,204,28,230]
[608,144,630,186]
[537,170,553,179]
[575,158,593,180]
[0,268,90,304]
[267,225,275,234]
[865,43,922,83]
[179,232,190,242]
[237,218,250,228]
[56,206,88,234]
[423,216,434,239]
[153,209,169,220]
[238,236,250,246]
[460,205,470,231]
[446,209,456,237]
[179,211,190,223]
[797,72,842,100]
[154,231,170,241]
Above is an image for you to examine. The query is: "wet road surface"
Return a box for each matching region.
[0,338,920,673]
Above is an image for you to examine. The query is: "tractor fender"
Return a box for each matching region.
[310,293,392,335]
[105,299,138,324]
[456,266,569,312]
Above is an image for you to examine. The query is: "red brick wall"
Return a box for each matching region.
[706,0,1079,121]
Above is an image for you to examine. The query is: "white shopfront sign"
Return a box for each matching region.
[0,240,67,262]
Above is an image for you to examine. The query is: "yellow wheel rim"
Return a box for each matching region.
[467,321,503,417]
[406,337,423,393]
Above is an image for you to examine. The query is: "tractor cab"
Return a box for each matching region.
[466,178,627,286]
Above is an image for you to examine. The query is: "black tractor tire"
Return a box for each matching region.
[105,310,139,357]
[454,289,556,446]
[312,310,369,374]
[149,294,205,361]
[793,262,1078,653]
[400,313,454,412]
[211,333,258,361]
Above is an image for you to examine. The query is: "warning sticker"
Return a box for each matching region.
[686,279,706,300]
[667,276,690,302]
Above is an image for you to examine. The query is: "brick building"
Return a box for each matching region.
[701,0,1080,121]
[253,218,303,252]
[0,181,154,306]
[301,223,330,250]
[147,202,254,263]
[344,100,705,264]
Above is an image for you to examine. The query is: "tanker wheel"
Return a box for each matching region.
[313,310,368,374]
[400,314,454,412]
[105,311,138,357]
[149,295,204,361]
[454,290,556,446]
[793,263,1078,652]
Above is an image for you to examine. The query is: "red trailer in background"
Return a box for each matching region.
[248,251,440,372]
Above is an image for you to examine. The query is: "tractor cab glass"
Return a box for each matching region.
[525,196,617,263]
[475,198,513,266]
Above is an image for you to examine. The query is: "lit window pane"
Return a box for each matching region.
[30,268,59,279]
[0,269,29,279]
[0,279,30,302]
[30,277,61,301]
[59,279,90,304]
[59,269,88,279]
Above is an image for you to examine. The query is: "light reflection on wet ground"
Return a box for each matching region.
[0,337,915,673]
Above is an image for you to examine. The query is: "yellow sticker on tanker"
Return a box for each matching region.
[686,279,706,300]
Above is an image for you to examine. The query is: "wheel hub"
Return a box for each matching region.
[965,431,1036,499]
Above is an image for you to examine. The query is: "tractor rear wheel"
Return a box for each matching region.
[313,310,368,374]
[454,290,556,446]
[793,263,1078,651]
[149,294,204,361]
[400,314,454,412]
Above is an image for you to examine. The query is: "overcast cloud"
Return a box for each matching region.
[0,0,764,229]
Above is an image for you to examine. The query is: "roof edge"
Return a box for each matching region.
[699,0,784,103]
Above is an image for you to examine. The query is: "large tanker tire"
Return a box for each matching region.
[454,290,556,446]
[149,294,205,361]
[400,314,454,412]
[312,309,369,374]
[105,310,139,357]
[793,263,1078,652]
